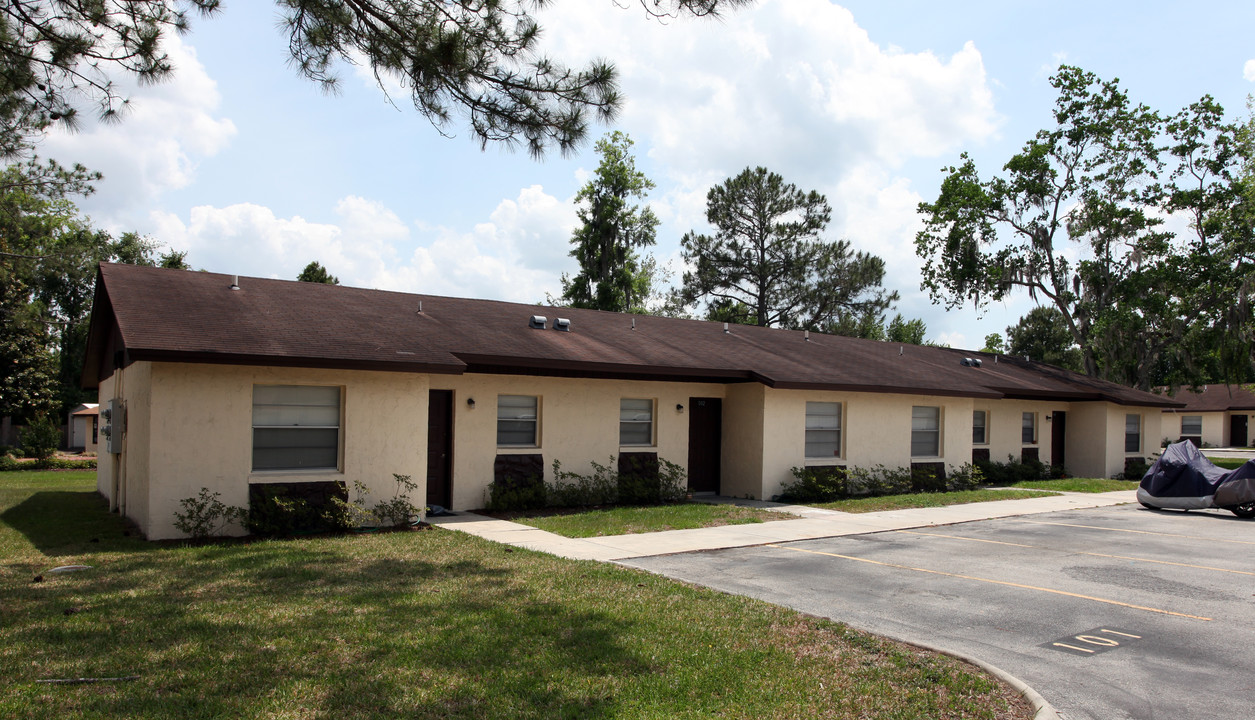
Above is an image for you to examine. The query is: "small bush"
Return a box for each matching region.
[173,488,248,539]
[247,483,352,537]
[547,459,619,507]
[778,466,847,503]
[851,465,914,497]
[370,473,424,527]
[486,474,546,511]
[20,415,61,461]
[945,463,984,492]
[1120,457,1150,481]
[977,456,1049,485]
[487,456,689,511]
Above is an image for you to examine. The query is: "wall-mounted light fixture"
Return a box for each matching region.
[467,397,476,409]
[1045,414,1053,421]
[676,403,685,414]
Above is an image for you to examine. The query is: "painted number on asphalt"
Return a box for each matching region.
[1043,628,1143,656]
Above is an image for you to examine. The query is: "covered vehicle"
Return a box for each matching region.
[1138,441,1255,518]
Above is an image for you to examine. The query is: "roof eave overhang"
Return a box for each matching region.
[764,380,1004,399]
[995,387,1185,408]
[126,349,467,375]
[455,353,756,384]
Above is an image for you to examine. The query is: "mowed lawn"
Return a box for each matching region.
[0,471,1032,720]
[509,502,788,538]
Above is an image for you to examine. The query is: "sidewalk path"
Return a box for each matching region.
[427,490,1138,562]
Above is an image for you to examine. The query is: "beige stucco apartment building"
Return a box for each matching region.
[84,264,1178,540]
[1160,384,1255,448]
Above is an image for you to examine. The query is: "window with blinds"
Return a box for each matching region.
[252,385,341,471]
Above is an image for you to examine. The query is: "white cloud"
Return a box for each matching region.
[542,0,999,191]
[150,186,576,304]
[41,34,236,223]
[1245,59,1255,82]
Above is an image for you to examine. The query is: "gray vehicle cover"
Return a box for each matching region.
[1138,441,1255,509]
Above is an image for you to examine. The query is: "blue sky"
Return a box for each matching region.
[40,0,1255,349]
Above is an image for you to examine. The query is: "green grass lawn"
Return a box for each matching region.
[1005,478,1139,493]
[811,488,1058,513]
[1207,457,1247,470]
[509,502,786,538]
[0,470,1030,720]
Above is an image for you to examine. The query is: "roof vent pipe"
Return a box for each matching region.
[804,330,810,342]
[899,346,903,356]
[418,300,423,313]
[631,317,636,330]
[723,322,730,334]
[230,275,240,291]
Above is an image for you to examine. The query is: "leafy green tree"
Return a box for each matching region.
[0,276,57,419]
[1,161,181,412]
[824,309,887,341]
[19,412,61,460]
[560,131,658,313]
[1005,307,1083,372]
[915,66,1252,389]
[885,314,928,346]
[980,333,1004,354]
[0,1,750,159]
[681,167,898,330]
[297,261,340,285]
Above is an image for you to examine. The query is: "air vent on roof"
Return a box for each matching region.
[961,358,983,368]
[554,318,571,332]
[529,315,547,329]
[230,275,240,291]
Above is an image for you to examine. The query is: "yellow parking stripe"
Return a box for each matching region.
[900,531,1255,576]
[767,544,1213,621]
[1016,520,1255,545]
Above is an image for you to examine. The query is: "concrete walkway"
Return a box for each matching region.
[427,489,1138,562]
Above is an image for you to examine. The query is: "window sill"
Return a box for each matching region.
[249,469,343,483]
[804,457,844,466]
[497,447,542,453]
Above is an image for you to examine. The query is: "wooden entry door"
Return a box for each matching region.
[687,397,722,494]
[1050,411,1066,469]
[426,390,454,508]
[1231,414,1248,448]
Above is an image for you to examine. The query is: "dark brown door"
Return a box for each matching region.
[426,390,453,509]
[687,397,722,493]
[1231,414,1248,448]
[1050,411,1066,469]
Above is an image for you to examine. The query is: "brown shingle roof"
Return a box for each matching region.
[84,264,1180,407]
[1158,384,1255,412]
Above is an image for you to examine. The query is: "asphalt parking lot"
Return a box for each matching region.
[623,504,1255,720]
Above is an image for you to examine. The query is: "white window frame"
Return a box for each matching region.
[972,409,988,445]
[1181,415,1202,438]
[497,395,540,447]
[251,385,342,472]
[911,406,942,458]
[619,398,655,447]
[805,401,843,459]
[1022,412,1037,445]
[1125,413,1142,454]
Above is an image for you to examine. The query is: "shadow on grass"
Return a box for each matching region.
[2,534,654,719]
[1,490,149,557]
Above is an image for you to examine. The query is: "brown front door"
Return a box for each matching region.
[1050,411,1066,469]
[1231,414,1248,448]
[426,390,453,509]
[687,397,722,494]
